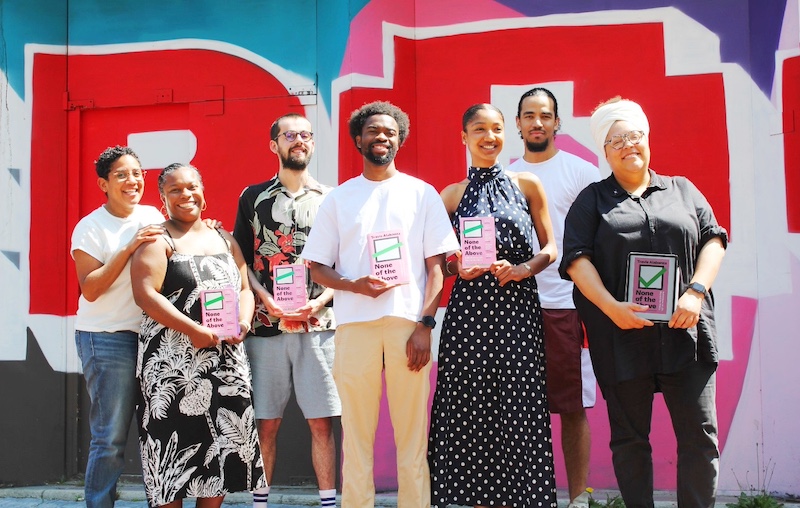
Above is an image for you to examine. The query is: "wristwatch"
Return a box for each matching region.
[419,315,437,328]
[686,282,707,297]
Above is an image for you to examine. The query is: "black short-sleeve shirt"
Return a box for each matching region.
[559,170,728,386]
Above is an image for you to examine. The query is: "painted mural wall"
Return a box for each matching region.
[1,0,798,495]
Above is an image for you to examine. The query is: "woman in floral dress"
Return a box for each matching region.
[131,163,265,508]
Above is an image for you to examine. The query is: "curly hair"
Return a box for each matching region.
[348,101,410,147]
[94,145,141,179]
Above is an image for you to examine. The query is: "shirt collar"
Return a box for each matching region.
[607,168,666,197]
[264,174,325,199]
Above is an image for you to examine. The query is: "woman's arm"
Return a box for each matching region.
[668,236,725,329]
[226,231,255,343]
[131,237,220,348]
[567,255,654,330]
[491,172,557,287]
[440,180,487,281]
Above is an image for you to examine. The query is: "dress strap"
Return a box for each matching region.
[214,227,232,253]
[162,229,177,252]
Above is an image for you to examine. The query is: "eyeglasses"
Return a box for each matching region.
[604,130,645,150]
[110,169,144,181]
[274,130,313,142]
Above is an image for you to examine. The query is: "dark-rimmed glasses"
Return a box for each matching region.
[604,130,645,150]
[273,130,313,143]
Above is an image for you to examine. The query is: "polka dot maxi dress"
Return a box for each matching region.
[429,165,556,508]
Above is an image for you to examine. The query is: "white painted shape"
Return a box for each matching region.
[0,68,31,362]
[26,315,80,373]
[128,130,198,170]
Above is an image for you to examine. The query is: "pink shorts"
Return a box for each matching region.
[542,309,597,413]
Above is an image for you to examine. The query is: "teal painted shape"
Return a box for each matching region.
[0,0,371,115]
[8,168,20,185]
[1,251,20,269]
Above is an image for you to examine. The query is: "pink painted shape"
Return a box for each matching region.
[409,296,756,491]
[555,134,600,167]
[340,0,523,76]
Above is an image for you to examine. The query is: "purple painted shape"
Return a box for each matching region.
[496,0,787,95]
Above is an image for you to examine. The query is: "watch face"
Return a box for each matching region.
[690,282,706,295]
[420,316,436,328]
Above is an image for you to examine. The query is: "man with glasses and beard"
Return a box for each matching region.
[233,113,340,508]
[303,101,459,508]
[507,88,601,508]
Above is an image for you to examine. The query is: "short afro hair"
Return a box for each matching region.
[95,145,141,179]
[348,101,410,148]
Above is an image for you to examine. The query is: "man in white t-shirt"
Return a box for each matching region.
[71,146,165,508]
[507,88,601,508]
[304,101,459,508]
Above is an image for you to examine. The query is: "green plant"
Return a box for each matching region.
[587,488,626,508]
[726,492,784,508]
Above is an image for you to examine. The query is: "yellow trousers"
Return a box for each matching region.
[333,316,432,508]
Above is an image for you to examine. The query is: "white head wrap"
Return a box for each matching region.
[589,99,650,152]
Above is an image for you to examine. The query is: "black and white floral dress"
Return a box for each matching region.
[429,165,556,508]
[136,232,265,507]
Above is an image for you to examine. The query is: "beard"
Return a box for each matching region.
[280,149,312,170]
[525,137,551,153]
[362,143,397,166]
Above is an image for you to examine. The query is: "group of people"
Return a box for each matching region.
[71,88,727,508]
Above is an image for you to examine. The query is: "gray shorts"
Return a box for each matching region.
[245,330,341,420]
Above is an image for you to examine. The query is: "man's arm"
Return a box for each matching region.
[406,253,445,371]
[308,261,395,298]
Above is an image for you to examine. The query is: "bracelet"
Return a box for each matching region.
[444,259,454,276]
[239,320,252,334]
[520,262,533,277]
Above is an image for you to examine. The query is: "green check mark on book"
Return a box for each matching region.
[463,223,484,235]
[373,242,403,258]
[639,267,666,288]
[275,270,293,282]
[204,295,224,308]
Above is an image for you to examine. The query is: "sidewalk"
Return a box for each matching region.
[2,483,796,508]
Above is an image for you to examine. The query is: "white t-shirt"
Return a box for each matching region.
[71,204,165,332]
[303,172,459,325]
[508,150,601,309]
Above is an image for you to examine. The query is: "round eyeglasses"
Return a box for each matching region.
[604,130,645,150]
[274,130,313,143]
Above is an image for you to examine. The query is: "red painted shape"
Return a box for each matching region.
[30,49,303,315]
[338,23,739,490]
[784,55,800,232]
[337,23,731,230]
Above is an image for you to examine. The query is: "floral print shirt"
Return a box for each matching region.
[233,175,335,336]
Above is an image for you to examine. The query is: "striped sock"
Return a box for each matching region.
[320,488,336,507]
[253,485,269,508]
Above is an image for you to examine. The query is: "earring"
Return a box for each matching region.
[518,130,523,139]
[201,202,208,211]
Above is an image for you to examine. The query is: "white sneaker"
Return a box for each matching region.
[568,491,590,508]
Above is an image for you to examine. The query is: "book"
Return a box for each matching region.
[199,287,240,339]
[625,252,680,322]
[367,230,410,285]
[272,264,308,312]
[459,216,497,268]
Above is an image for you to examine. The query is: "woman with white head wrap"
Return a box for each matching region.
[558,97,727,507]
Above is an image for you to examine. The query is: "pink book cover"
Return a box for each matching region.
[368,230,410,285]
[625,252,679,322]
[273,264,308,312]
[200,287,240,339]
[459,216,497,268]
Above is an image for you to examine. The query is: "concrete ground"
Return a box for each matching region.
[1,483,797,508]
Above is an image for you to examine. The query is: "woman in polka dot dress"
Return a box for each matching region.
[429,104,558,508]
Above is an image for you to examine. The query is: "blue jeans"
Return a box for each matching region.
[75,330,138,508]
